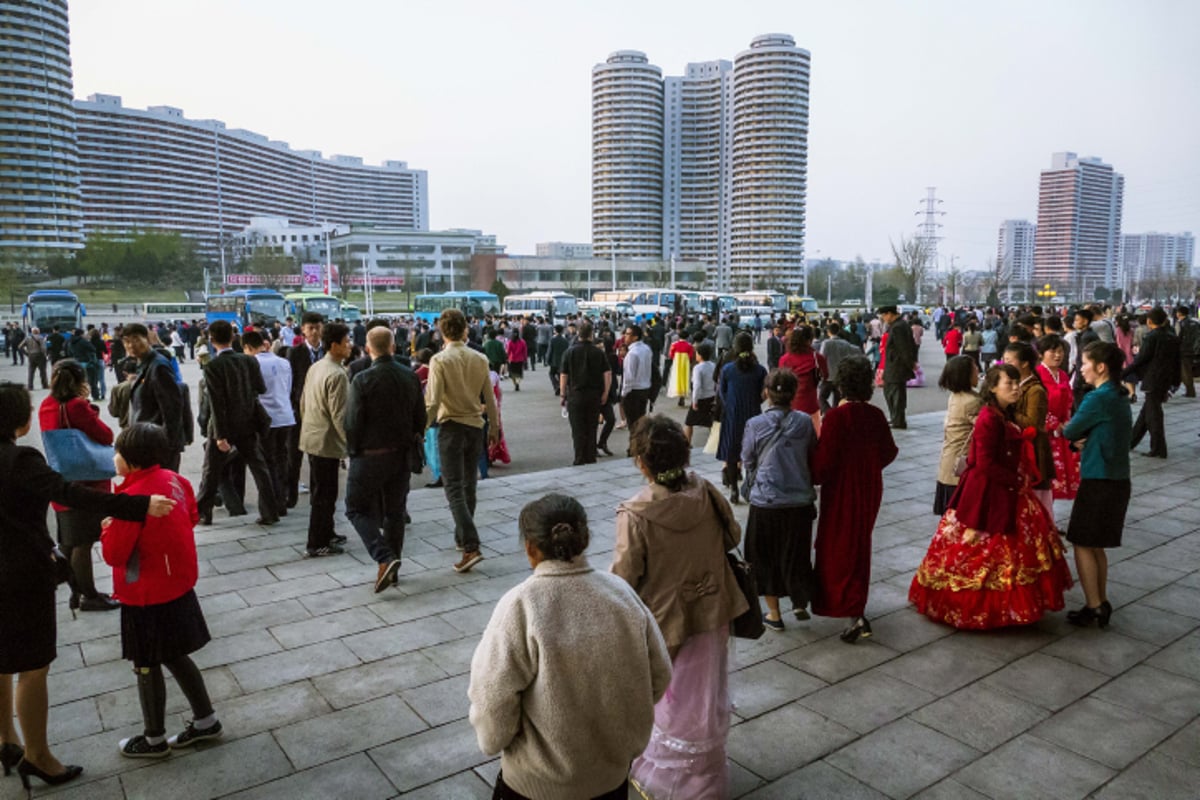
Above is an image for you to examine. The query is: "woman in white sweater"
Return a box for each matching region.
[468,494,671,800]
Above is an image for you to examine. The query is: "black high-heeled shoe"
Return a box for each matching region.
[0,742,24,776]
[840,616,871,644]
[1066,605,1100,626]
[1098,601,1113,629]
[16,759,83,798]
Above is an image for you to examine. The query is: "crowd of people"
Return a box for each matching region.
[0,295,1196,798]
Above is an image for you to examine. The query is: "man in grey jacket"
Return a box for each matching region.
[21,328,49,390]
[818,321,861,412]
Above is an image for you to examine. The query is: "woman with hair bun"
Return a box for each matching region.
[715,331,767,502]
[468,494,671,800]
[812,356,898,643]
[614,414,748,799]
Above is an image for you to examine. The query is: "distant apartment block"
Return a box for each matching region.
[591,34,810,291]
[536,241,594,258]
[1122,232,1195,285]
[997,220,1036,284]
[73,94,429,262]
[1033,152,1124,293]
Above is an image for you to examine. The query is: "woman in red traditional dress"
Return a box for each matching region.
[909,364,1073,629]
[1036,334,1080,500]
[812,356,898,643]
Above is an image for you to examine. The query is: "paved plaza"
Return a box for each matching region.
[4,385,1196,800]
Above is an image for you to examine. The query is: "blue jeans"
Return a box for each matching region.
[345,452,411,563]
[438,420,482,552]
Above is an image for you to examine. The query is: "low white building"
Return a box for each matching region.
[495,256,709,295]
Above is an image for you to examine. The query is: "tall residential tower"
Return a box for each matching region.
[1033,152,1124,296]
[997,219,1036,288]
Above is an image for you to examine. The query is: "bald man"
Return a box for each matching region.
[344,326,426,592]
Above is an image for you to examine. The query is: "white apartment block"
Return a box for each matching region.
[592,34,810,292]
[997,220,1036,284]
[536,241,594,258]
[1122,232,1195,285]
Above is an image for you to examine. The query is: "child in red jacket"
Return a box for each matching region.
[101,423,222,758]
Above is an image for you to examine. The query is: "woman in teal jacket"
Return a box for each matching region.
[1062,341,1133,628]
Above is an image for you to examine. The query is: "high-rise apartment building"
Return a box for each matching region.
[997,220,1036,285]
[592,34,810,291]
[73,94,428,263]
[0,0,82,261]
[592,51,664,260]
[1033,152,1124,295]
[1121,232,1195,286]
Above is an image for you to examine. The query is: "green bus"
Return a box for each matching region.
[286,292,343,321]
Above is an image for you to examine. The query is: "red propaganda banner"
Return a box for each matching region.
[346,276,405,286]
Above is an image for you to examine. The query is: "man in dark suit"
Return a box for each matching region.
[345,326,425,592]
[1070,308,1100,411]
[195,320,279,524]
[879,306,917,429]
[284,312,325,508]
[121,323,185,471]
[1123,307,1181,459]
[546,324,569,395]
[766,322,785,370]
[559,322,612,466]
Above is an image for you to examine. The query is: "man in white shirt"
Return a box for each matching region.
[621,324,653,447]
[243,329,295,519]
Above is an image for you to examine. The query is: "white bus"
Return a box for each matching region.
[698,292,738,318]
[502,291,579,319]
[141,302,205,319]
[592,289,699,321]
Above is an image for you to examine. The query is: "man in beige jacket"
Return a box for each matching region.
[299,321,353,557]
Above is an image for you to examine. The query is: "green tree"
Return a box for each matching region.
[1093,285,1111,302]
[489,277,510,301]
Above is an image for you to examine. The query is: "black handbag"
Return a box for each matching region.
[727,550,764,640]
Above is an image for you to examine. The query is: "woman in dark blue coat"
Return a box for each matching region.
[716,332,766,503]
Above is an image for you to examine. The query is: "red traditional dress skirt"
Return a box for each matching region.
[1048,429,1080,500]
[909,491,1073,629]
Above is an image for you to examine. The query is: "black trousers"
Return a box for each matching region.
[598,397,616,448]
[196,433,278,521]
[567,390,601,465]
[622,388,651,434]
[818,379,840,414]
[306,454,340,550]
[264,425,292,516]
[1131,390,1167,457]
[883,381,907,427]
[286,422,304,507]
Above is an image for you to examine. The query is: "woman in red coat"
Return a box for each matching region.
[778,325,827,416]
[812,356,897,643]
[909,364,1072,629]
[38,359,119,613]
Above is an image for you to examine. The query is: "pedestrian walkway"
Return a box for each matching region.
[31,399,1200,799]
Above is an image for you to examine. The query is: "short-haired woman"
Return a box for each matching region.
[615,415,747,798]
[469,494,671,800]
[0,384,174,794]
[38,359,120,614]
[812,357,898,643]
[1036,334,1080,500]
[741,368,817,631]
[910,365,1073,629]
[716,332,767,502]
[1062,342,1133,627]
[777,325,827,416]
[933,355,982,515]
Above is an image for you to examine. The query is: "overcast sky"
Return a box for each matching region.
[69,0,1200,271]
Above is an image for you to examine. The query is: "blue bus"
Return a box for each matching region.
[206,289,289,331]
[22,290,85,331]
[413,291,501,324]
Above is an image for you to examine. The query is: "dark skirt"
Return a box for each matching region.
[1067,478,1131,549]
[121,589,211,667]
[933,481,957,516]
[685,396,716,428]
[508,361,524,379]
[0,584,56,673]
[56,508,105,548]
[745,504,816,609]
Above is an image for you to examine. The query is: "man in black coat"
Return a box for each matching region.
[879,306,917,429]
[558,322,612,465]
[284,312,325,508]
[195,320,279,524]
[1070,308,1101,411]
[345,326,426,592]
[546,325,569,395]
[121,323,185,471]
[1123,307,1181,459]
[766,322,785,370]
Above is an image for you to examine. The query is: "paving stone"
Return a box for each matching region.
[116,731,286,798]
[401,673,472,726]
[950,625,1061,662]
[46,697,104,745]
[194,567,278,598]
[438,602,500,636]
[204,598,311,638]
[982,653,1110,711]
[730,659,828,720]
[878,635,1006,696]
[224,753,396,800]
[827,718,980,799]
[1102,559,1189,591]
[1156,718,1200,767]
[1039,628,1159,676]
[1146,629,1200,680]
[368,585,477,625]
[79,634,123,667]
[311,650,448,709]
[209,545,304,574]
[370,718,492,793]
[954,734,1116,800]
[398,770,494,799]
[1091,664,1200,725]
[199,590,250,615]
[911,778,991,799]
[910,682,1051,752]
[421,636,484,676]
[191,629,284,670]
[229,640,360,693]
[269,606,385,648]
[866,607,957,653]
[777,637,899,684]
[800,670,937,734]
[1093,751,1200,800]
[1103,601,1199,646]
[727,702,858,780]
[741,760,887,800]
[1032,697,1176,769]
[728,758,764,798]
[49,659,140,705]
[274,694,428,769]
[342,615,466,662]
[1139,583,1200,619]
[214,681,332,740]
[236,572,342,606]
